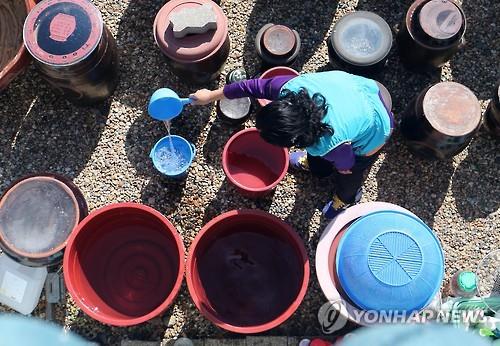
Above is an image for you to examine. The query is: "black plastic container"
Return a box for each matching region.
[396,0,466,70]
[23,0,118,105]
[401,82,481,159]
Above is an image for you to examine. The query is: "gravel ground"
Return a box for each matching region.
[0,0,499,345]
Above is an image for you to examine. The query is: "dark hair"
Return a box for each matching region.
[255,88,333,148]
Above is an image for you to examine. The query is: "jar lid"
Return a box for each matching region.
[0,176,79,259]
[331,11,392,66]
[23,0,103,66]
[457,271,477,293]
[219,97,251,120]
[336,210,444,312]
[262,25,296,57]
[423,82,481,137]
[418,0,463,40]
[154,0,228,62]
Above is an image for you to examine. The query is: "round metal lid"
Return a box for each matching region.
[23,0,103,66]
[0,176,79,258]
[262,25,296,57]
[336,210,444,312]
[332,11,392,66]
[154,0,228,62]
[219,97,251,120]
[418,0,463,40]
[423,82,481,136]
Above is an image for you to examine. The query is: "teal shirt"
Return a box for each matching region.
[281,71,391,156]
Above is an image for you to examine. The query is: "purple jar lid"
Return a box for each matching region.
[23,0,103,66]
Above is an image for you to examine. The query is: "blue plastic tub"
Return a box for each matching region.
[336,210,444,313]
[150,135,196,179]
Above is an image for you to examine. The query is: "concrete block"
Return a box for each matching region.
[247,336,288,346]
[170,4,217,38]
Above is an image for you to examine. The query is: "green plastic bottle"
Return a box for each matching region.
[448,271,477,298]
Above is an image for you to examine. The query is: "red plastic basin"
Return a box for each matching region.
[222,128,289,198]
[257,66,300,107]
[186,209,310,334]
[63,203,184,326]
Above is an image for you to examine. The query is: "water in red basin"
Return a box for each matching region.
[223,128,288,197]
[64,203,184,326]
[187,210,309,333]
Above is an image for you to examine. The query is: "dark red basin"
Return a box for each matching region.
[63,203,184,326]
[186,210,310,333]
[222,128,289,198]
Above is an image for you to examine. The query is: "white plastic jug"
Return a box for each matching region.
[0,253,47,314]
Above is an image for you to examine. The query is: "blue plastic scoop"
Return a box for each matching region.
[148,88,193,121]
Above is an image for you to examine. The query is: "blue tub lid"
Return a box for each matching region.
[336,210,444,312]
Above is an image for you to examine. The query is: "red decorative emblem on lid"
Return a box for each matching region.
[49,13,76,42]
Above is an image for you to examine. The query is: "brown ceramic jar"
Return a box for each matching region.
[154,0,230,85]
[396,0,466,70]
[483,83,500,137]
[23,0,119,105]
[401,82,481,159]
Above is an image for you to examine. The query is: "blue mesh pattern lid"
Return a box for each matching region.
[336,210,444,312]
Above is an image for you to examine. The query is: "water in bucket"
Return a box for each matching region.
[157,121,187,173]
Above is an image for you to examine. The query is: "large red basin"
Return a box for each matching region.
[63,203,184,326]
[222,128,289,198]
[186,209,309,334]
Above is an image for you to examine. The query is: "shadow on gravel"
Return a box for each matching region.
[141,175,186,219]
[201,117,245,168]
[202,179,274,225]
[241,0,339,76]
[0,87,109,190]
[375,135,454,227]
[451,130,500,220]
[449,0,499,100]
[64,302,167,345]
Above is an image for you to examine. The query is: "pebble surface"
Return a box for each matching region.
[0,0,498,344]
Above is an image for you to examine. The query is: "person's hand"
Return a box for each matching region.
[189,89,214,105]
[338,169,352,174]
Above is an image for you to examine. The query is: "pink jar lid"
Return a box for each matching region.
[23,0,103,66]
[154,0,228,63]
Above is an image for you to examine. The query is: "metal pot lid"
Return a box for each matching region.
[262,25,296,57]
[331,11,392,66]
[154,0,228,62]
[423,82,481,137]
[418,0,463,40]
[0,176,79,259]
[23,0,103,66]
[219,97,251,120]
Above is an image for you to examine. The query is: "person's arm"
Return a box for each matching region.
[322,143,355,174]
[189,75,294,105]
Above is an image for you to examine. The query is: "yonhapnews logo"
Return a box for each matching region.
[318,299,487,333]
